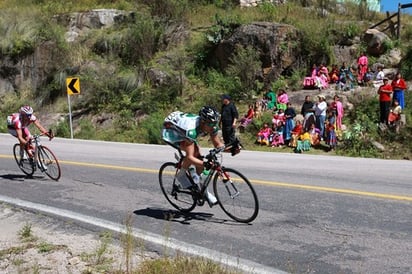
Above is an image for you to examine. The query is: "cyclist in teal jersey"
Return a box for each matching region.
[162,106,225,206]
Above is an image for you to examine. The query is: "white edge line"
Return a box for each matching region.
[0,195,287,274]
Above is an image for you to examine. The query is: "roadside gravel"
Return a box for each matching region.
[0,203,159,273]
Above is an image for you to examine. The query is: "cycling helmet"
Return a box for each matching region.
[199,106,219,124]
[20,105,33,116]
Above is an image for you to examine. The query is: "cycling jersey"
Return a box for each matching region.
[7,113,37,130]
[162,111,218,147]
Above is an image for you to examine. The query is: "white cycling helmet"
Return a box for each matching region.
[20,105,33,116]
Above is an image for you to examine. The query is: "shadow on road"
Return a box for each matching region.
[0,173,45,181]
[133,207,246,226]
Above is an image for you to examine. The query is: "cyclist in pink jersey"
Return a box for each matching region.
[7,105,52,157]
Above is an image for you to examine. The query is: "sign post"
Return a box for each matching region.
[66,77,80,139]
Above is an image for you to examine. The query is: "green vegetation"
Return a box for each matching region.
[0,0,411,159]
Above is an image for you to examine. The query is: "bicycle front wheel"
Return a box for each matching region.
[213,167,259,223]
[37,146,61,181]
[159,162,196,212]
[13,144,34,176]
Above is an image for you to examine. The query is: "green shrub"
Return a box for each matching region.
[226,45,262,100]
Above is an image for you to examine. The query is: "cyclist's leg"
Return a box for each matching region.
[175,140,196,188]
[182,142,217,206]
[9,128,25,158]
[22,128,35,157]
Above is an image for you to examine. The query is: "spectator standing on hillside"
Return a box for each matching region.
[373,66,385,87]
[283,102,296,145]
[315,94,328,140]
[391,71,407,110]
[301,95,315,132]
[377,78,393,125]
[220,94,238,145]
[357,52,368,84]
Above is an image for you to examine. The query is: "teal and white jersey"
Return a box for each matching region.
[162,111,218,147]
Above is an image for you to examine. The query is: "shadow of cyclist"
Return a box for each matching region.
[134,207,246,225]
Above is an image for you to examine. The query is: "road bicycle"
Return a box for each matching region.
[12,131,61,181]
[159,140,259,223]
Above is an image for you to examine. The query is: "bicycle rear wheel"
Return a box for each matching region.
[213,167,259,223]
[13,144,34,176]
[37,146,61,181]
[159,162,196,212]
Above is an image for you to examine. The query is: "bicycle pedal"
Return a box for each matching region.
[196,199,205,206]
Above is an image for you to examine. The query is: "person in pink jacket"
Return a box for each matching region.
[276,89,289,111]
[331,95,344,130]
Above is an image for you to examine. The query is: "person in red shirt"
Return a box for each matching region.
[391,71,407,110]
[377,78,393,125]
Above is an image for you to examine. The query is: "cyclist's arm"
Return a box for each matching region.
[210,132,224,149]
[33,119,48,135]
[181,140,204,169]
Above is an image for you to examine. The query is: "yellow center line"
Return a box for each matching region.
[2,154,411,202]
[251,179,412,202]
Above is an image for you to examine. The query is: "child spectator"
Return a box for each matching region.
[272,109,285,125]
[329,64,339,84]
[256,122,272,146]
[388,99,402,133]
[270,122,285,147]
[288,120,303,148]
[309,123,321,146]
[325,119,337,151]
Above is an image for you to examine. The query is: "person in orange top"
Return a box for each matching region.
[391,71,407,109]
[378,78,393,125]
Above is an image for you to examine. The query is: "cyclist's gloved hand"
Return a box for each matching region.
[203,157,213,170]
[44,129,54,140]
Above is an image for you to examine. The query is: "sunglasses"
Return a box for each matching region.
[207,122,217,127]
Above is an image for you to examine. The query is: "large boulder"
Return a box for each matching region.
[363,29,390,56]
[53,9,134,42]
[212,22,302,83]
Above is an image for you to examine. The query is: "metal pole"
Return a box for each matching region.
[67,93,73,139]
[397,3,401,40]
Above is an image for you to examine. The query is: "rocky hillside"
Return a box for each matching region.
[0,1,411,157]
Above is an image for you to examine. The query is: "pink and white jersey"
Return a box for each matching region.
[7,113,37,129]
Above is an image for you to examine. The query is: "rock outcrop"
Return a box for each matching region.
[212,22,302,84]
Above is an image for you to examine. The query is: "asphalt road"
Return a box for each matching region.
[0,133,411,274]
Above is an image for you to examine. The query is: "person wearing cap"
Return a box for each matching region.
[220,94,239,145]
[377,78,393,125]
[314,94,328,140]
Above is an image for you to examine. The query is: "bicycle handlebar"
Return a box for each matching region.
[206,138,243,160]
[31,129,54,141]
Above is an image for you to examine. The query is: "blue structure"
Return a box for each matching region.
[337,0,381,12]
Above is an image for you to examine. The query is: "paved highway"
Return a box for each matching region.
[0,134,411,273]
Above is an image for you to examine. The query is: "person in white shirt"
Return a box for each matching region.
[314,94,328,140]
[373,66,385,88]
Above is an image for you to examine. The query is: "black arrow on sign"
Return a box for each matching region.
[68,78,79,94]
